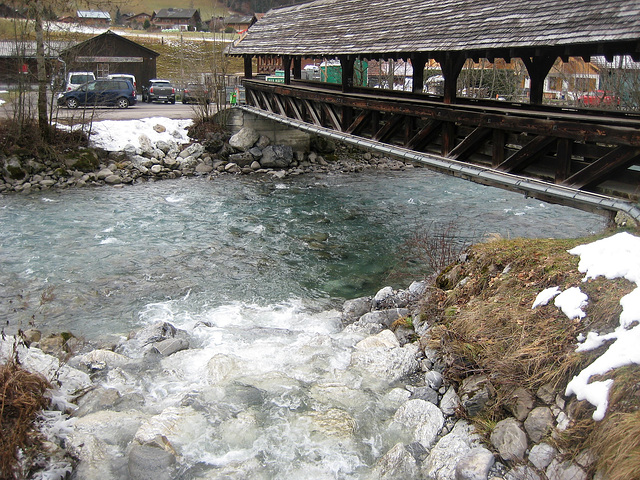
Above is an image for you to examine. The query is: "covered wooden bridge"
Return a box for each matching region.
[228,0,640,220]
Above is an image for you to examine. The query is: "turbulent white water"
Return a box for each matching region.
[0,170,606,478]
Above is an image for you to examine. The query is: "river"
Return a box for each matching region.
[0,169,605,478]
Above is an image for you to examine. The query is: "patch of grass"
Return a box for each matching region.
[0,356,50,479]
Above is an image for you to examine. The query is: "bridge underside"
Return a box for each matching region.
[242,79,640,221]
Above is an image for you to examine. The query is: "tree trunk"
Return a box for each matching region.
[34,0,49,140]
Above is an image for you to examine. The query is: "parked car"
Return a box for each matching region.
[65,71,95,92]
[142,79,176,104]
[182,83,210,104]
[578,90,620,107]
[107,73,137,93]
[57,79,136,109]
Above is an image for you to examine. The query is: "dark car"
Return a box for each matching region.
[182,83,210,104]
[142,79,176,104]
[57,79,136,109]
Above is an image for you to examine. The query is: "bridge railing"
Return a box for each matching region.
[243,79,640,202]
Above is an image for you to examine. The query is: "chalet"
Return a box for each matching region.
[125,12,151,29]
[60,30,159,92]
[151,8,201,30]
[76,10,111,26]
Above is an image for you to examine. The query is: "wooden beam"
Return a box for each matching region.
[285,97,304,121]
[283,56,291,85]
[447,126,492,161]
[412,54,427,94]
[244,55,253,79]
[346,110,372,135]
[293,57,302,80]
[555,138,573,183]
[302,99,322,126]
[492,129,505,168]
[565,146,640,189]
[498,135,556,172]
[321,103,342,131]
[406,120,442,150]
[340,56,355,93]
[434,52,466,104]
[373,114,405,143]
[522,55,557,105]
[441,122,456,155]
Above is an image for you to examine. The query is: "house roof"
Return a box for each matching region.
[0,40,74,58]
[153,8,198,20]
[225,15,255,25]
[228,0,640,58]
[77,10,111,20]
[61,30,160,58]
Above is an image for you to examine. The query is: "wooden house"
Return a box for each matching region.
[151,8,201,30]
[76,10,111,26]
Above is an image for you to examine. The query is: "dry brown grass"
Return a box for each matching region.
[0,356,50,479]
[422,230,640,477]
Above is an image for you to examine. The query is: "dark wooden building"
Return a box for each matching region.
[60,31,159,92]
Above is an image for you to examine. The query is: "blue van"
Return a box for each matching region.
[57,79,137,109]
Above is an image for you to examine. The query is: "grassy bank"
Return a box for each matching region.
[421,230,640,479]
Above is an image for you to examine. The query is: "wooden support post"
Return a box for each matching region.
[283,56,291,85]
[293,57,302,80]
[435,52,465,104]
[442,122,456,156]
[243,56,253,79]
[522,55,556,105]
[340,56,355,93]
[492,129,505,168]
[555,138,573,183]
[411,54,427,94]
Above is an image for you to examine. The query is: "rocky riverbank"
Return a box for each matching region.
[0,123,414,194]
[1,265,598,480]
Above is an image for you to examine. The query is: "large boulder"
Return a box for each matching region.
[392,399,444,449]
[421,420,479,480]
[260,145,293,169]
[490,417,528,462]
[229,127,260,151]
[371,443,419,479]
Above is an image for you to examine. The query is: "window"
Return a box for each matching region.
[97,63,109,78]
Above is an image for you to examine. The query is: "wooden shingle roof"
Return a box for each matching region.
[228,0,640,58]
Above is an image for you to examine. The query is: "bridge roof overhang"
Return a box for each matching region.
[228,0,640,61]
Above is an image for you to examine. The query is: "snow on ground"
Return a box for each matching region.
[79,117,193,152]
[532,232,640,420]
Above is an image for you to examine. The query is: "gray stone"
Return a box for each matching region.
[459,375,495,416]
[358,308,410,328]
[410,386,439,405]
[228,151,255,167]
[248,146,263,158]
[225,163,241,173]
[152,338,189,356]
[440,386,461,416]
[229,127,260,151]
[179,142,205,159]
[505,466,542,480]
[255,135,271,149]
[150,164,163,174]
[373,286,395,307]
[425,370,444,389]
[422,420,479,480]
[250,161,261,170]
[524,406,554,443]
[96,168,113,180]
[341,296,372,324]
[536,383,556,404]
[260,145,293,169]
[392,399,444,449]
[371,443,419,479]
[74,387,121,417]
[510,387,535,421]
[195,163,213,174]
[490,418,527,461]
[455,446,495,480]
[128,444,175,480]
[155,140,174,153]
[528,443,557,470]
[546,459,587,480]
[104,175,122,184]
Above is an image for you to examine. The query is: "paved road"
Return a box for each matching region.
[52,100,204,122]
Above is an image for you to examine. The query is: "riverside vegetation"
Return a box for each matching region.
[1,118,639,479]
